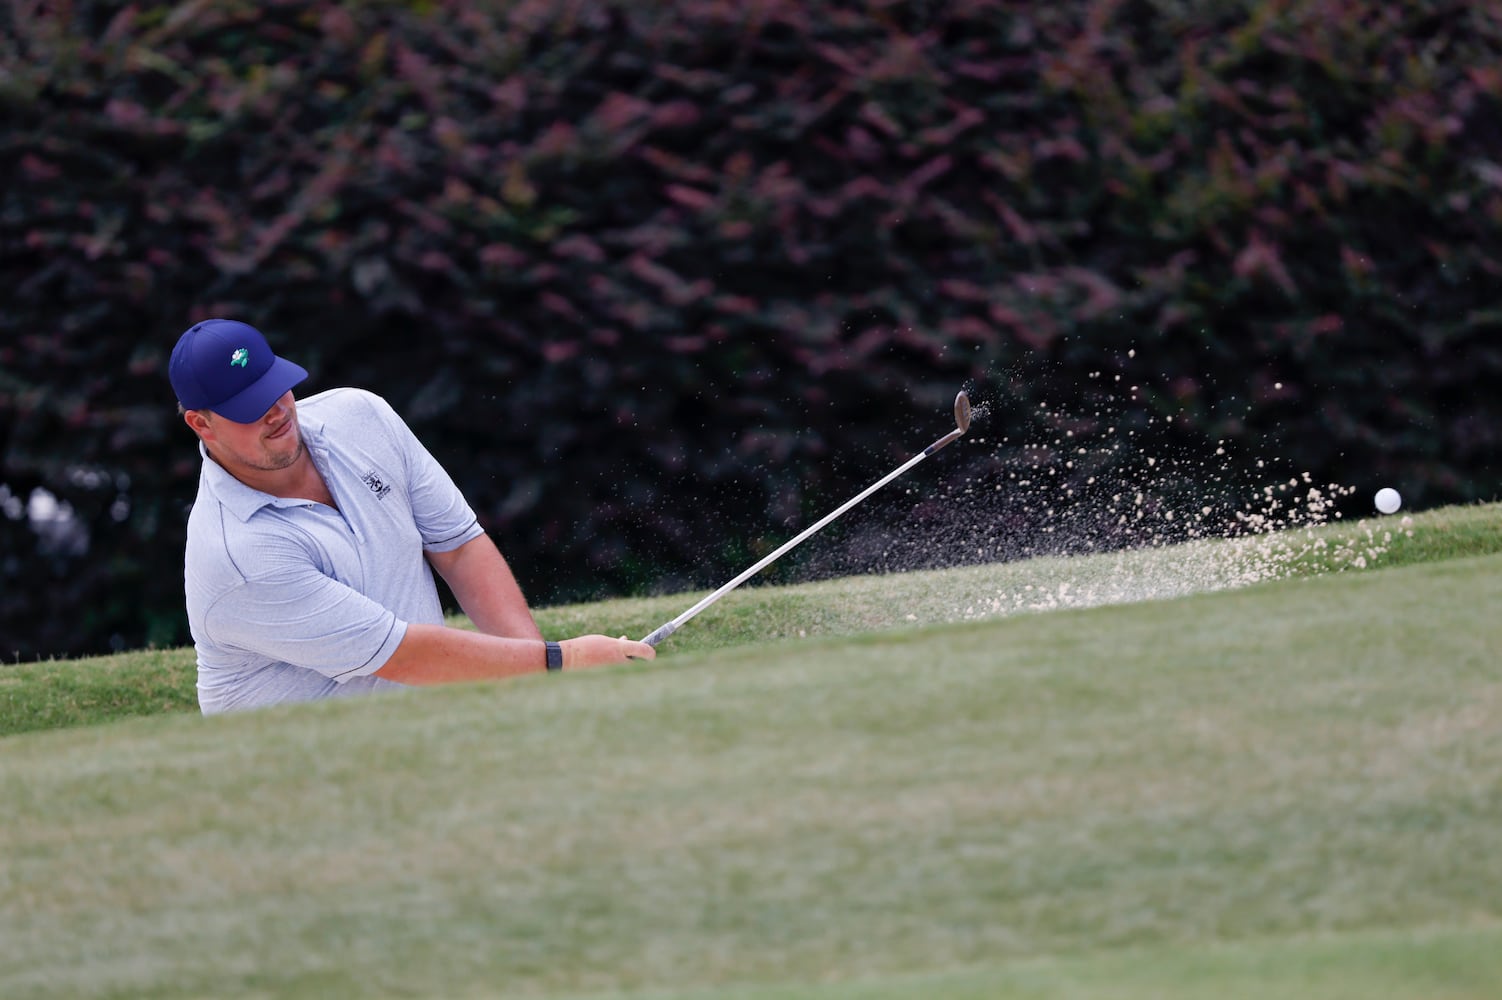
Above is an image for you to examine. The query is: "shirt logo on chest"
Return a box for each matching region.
[360,470,393,500]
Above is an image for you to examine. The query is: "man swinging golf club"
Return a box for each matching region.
[170,319,653,714]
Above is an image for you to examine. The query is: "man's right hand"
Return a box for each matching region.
[559,634,657,669]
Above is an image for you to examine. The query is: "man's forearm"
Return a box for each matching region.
[374,623,655,685]
[375,623,545,685]
[428,534,543,640]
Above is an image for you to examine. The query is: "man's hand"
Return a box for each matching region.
[560,634,656,669]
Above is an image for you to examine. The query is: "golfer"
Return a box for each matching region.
[170,318,653,714]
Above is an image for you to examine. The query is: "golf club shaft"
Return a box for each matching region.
[640,424,965,647]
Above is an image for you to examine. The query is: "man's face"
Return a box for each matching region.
[187,391,304,474]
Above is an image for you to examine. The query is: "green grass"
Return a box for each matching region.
[0,647,198,737]
[4,502,1498,739]
[591,925,1502,999]
[0,504,1499,998]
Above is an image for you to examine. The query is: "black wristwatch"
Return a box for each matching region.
[544,641,563,672]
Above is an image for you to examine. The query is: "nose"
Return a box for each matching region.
[263,393,292,423]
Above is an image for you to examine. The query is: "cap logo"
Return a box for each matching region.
[230,347,249,368]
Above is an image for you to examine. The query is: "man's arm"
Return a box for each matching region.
[426,533,543,640]
[374,624,652,685]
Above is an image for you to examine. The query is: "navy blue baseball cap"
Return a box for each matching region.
[169,319,308,423]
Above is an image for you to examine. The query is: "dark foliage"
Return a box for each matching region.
[2,0,1499,657]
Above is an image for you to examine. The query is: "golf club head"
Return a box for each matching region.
[954,390,972,434]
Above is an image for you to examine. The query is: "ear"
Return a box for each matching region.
[183,408,215,443]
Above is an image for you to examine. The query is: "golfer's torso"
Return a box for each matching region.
[185,389,455,711]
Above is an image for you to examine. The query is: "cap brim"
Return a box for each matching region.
[209,357,309,423]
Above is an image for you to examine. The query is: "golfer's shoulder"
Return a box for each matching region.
[300,386,400,426]
[184,492,290,595]
[301,387,419,458]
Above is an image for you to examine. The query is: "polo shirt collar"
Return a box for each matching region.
[198,414,331,523]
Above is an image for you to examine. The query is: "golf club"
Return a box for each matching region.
[640,390,974,647]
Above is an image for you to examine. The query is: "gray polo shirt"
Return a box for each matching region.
[184,387,486,714]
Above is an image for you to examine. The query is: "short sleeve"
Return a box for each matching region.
[202,567,409,682]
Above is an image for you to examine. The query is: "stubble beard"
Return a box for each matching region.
[251,435,306,472]
[213,422,306,474]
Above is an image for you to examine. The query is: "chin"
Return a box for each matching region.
[263,438,305,470]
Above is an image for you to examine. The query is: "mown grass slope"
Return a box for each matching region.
[4,503,1499,739]
[1,508,1498,998]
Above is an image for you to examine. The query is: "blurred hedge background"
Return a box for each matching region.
[2,0,1499,659]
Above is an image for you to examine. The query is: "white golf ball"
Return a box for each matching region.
[1374,487,1402,514]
